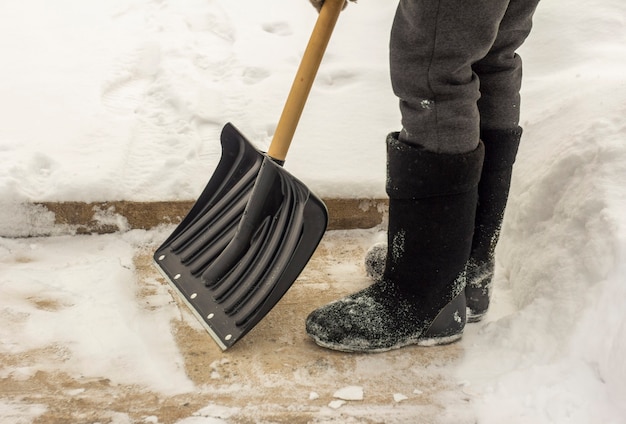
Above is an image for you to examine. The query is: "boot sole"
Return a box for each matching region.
[467,309,486,323]
[308,332,463,354]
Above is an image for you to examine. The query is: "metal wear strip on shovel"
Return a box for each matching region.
[154,0,344,350]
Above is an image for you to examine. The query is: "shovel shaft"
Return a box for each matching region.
[267,0,344,162]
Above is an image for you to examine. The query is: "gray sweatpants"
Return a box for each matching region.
[390,0,539,153]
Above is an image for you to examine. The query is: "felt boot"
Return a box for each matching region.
[465,127,521,320]
[364,127,522,322]
[305,133,484,352]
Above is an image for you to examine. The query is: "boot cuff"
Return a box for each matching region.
[481,127,522,171]
[386,132,484,199]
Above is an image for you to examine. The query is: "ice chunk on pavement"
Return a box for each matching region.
[328,400,346,409]
[333,385,364,401]
[393,393,408,403]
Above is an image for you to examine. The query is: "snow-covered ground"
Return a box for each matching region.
[1,0,626,423]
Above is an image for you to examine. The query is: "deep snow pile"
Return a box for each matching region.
[0,0,397,205]
[1,0,626,423]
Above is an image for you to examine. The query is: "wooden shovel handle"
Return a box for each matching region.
[266,0,344,162]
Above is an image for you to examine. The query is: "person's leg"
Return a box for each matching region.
[473,0,540,130]
[389,0,511,154]
[363,0,540,322]
[306,0,512,352]
[466,0,539,319]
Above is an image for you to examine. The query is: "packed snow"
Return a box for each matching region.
[1,0,626,423]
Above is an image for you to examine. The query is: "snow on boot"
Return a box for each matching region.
[363,127,522,323]
[305,133,484,352]
[364,241,387,281]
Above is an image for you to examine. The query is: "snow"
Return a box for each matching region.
[393,393,408,403]
[0,0,395,204]
[333,385,364,401]
[0,401,47,424]
[327,399,347,410]
[0,230,193,395]
[178,404,239,423]
[1,0,626,423]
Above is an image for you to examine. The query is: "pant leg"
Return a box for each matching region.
[474,0,540,130]
[390,0,511,154]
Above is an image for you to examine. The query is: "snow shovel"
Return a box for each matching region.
[154,0,344,350]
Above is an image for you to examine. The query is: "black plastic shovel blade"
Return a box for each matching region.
[154,123,328,350]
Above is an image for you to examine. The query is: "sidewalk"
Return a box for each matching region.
[0,223,475,424]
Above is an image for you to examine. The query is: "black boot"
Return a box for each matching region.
[364,127,522,322]
[305,133,484,352]
[465,127,521,321]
